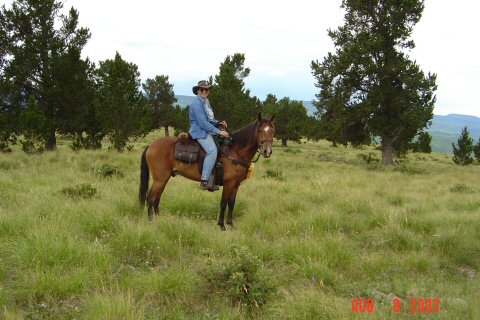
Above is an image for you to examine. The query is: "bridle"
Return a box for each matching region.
[221,123,274,169]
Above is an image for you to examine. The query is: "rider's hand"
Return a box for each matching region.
[219,120,228,128]
[219,130,229,137]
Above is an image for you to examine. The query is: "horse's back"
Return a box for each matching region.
[145,136,177,173]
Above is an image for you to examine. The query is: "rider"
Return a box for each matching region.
[189,80,229,190]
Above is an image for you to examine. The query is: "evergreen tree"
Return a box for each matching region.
[402,131,432,154]
[311,0,437,164]
[452,127,474,165]
[472,137,480,164]
[96,52,148,151]
[142,75,177,136]
[416,131,432,153]
[208,53,261,130]
[171,105,190,136]
[261,94,278,119]
[1,0,91,150]
[273,98,308,147]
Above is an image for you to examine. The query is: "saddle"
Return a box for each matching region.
[174,132,226,186]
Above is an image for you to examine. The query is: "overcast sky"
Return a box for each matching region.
[4,0,480,117]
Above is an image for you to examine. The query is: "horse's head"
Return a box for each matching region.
[256,113,275,158]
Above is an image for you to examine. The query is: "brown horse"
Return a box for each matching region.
[139,113,275,230]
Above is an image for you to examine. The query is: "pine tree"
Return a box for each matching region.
[452,127,474,165]
[473,138,480,164]
[96,52,148,151]
[417,131,432,153]
[1,0,91,150]
[273,98,308,147]
[143,75,177,136]
[208,53,261,130]
[311,0,437,164]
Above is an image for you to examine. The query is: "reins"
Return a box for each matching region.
[219,126,269,169]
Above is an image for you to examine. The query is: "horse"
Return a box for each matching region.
[139,113,275,230]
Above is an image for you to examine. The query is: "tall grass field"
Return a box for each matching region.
[0,133,478,319]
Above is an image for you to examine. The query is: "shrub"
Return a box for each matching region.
[263,169,285,181]
[283,147,302,154]
[201,246,276,314]
[96,164,124,178]
[393,165,428,175]
[358,152,379,163]
[61,184,97,199]
[20,138,45,154]
[450,184,474,194]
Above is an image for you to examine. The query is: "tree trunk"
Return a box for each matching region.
[164,126,169,137]
[45,129,57,151]
[281,138,288,147]
[381,136,394,165]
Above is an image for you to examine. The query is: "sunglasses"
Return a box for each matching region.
[199,88,210,93]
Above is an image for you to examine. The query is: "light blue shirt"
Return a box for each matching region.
[188,96,220,139]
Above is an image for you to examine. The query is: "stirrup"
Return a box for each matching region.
[207,176,219,191]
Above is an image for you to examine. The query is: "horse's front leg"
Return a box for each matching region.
[227,182,240,227]
[218,183,233,230]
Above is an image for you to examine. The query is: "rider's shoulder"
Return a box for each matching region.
[190,96,203,107]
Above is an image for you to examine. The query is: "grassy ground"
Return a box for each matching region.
[0,133,478,319]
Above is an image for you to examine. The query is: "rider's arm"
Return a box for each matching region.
[190,100,221,135]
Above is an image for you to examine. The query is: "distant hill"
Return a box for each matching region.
[175,95,195,107]
[176,95,480,154]
[428,114,480,154]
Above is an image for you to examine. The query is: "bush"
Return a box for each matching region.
[96,164,124,178]
[19,98,48,153]
[201,246,276,314]
[263,169,285,181]
[61,184,97,199]
[20,138,45,154]
[358,152,379,163]
[450,184,474,194]
[393,165,428,175]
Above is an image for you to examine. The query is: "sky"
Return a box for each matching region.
[3,0,480,117]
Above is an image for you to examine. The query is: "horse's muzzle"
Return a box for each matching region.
[262,146,272,158]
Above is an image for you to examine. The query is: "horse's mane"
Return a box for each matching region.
[230,119,273,149]
[231,121,258,149]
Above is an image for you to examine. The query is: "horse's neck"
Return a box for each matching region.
[233,143,258,162]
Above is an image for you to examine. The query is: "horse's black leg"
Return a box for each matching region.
[152,177,169,217]
[227,184,240,227]
[218,184,232,231]
[218,198,227,231]
[147,189,154,221]
[153,197,160,215]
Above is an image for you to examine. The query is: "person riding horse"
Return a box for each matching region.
[189,80,229,191]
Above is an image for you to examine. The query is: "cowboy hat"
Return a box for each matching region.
[192,80,212,94]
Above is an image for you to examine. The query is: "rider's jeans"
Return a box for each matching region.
[197,134,217,181]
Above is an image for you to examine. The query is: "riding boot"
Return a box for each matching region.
[207,175,219,192]
[200,180,209,190]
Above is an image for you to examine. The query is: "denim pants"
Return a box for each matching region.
[197,134,217,181]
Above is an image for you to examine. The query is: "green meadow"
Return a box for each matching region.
[0,133,479,319]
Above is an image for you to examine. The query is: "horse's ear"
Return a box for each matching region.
[257,113,262,122]
[270,113,275,122]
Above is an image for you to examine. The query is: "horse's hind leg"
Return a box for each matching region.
[147,175,170,220]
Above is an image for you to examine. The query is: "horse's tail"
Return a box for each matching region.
[139,147,149,207]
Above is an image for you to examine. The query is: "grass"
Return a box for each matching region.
[0,134,479,319]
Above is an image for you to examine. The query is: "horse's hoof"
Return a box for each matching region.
[227,223,235,229]
[218,224,226,231]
